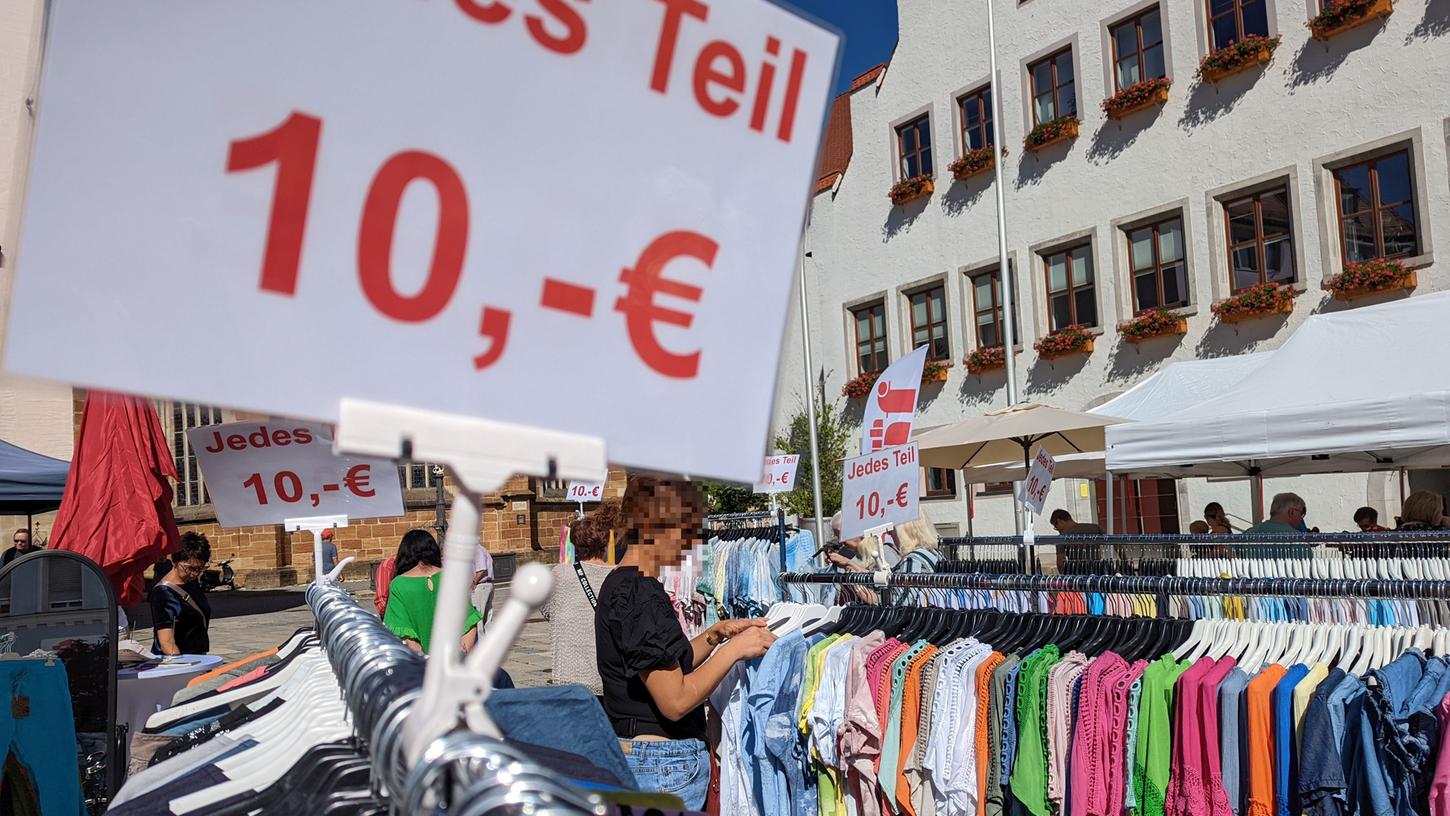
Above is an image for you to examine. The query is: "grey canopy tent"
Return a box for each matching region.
[0,439,70,515]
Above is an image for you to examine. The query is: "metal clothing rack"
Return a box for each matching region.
[778,570,1450,601]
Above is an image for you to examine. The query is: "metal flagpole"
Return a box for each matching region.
[986,0,1024,539]
[799,244,827,547]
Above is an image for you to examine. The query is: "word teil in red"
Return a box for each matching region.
[650,0,810,144]
[205,426,315,454]
[892,446,916,467]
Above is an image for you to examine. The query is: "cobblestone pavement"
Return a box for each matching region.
[197,581,554,686]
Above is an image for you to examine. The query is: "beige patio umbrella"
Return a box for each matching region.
[915,402,1130,474]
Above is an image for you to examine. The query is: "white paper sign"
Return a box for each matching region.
[753,454,800,494]
[186,421,404,528]
[859,346,928,455]
[840,443,921,541]
[5,2,839,485]
[1018,446,1057,516]
[566,482,605,503]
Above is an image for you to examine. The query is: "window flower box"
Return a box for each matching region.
[1024,115,1081,153]
[921,360,951,384]
[1102,78,1172,120]
[1033,324,1095,359]
[1324,258,1416,300]
[1118,308,1189,343]
[965,345,1007,375]
[1211,282,1297,323]
[1310,0,1394,41]
[949,146,1007,181]
[1197,34,1282,83]
[842,370,877,399]
[889,174,934,206]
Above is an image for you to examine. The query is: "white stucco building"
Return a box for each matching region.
[772,0,1450,537]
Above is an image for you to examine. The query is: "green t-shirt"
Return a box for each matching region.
[1132,654,1191,816]
[1010,644,1061,816]
[383,571,482,653]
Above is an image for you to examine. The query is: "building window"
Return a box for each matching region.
[1225,186,1295,292]
[1126,216,1188,311]
[1333,150,1419,263]
[399,462,442,491]
[969,264,1020,348]
[165,402,224,508]
[896,115,934,179]
[1029,48,1077,126]
[957,88,996,152]
[1110,8,1166,91]
[926,468,957,499]
[1044,245,1098,330]
[1208,0,1270,51]
[907,285,950,361]
[852,301,888,375]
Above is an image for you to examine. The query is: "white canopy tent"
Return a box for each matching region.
[1108,291,1450,482]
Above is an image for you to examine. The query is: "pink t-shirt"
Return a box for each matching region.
[1069,651,1128,816]
[1165,656,1217,816]
[1430,691,1450,816]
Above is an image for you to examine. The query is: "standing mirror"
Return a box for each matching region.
[0,550,118,815]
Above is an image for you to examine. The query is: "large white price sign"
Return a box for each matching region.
[187,421,404,528]
[4,2,839,485]
[566,482,605,503]
[840,443,920,542]
[1018,446,1057,516]
[753,454,800,494]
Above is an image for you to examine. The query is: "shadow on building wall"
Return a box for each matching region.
[1087,105,1164,165]
[1410,0,1450,41]
[1177,73,1256,131]
[1105,333,1184,383]
[1287,23,1383,91]
[1193,315,1290,358]
[883,196,929,241]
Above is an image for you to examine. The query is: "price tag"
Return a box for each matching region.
[566,482,605,503]
[4,2,839,485]
[839,443,920,541]
[753,454,800,494]
[1018,446,1057,516]
[187,420,404,528]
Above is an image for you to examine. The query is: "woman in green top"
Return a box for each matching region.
[383,529,481,653]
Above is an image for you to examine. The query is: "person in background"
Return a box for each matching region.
[383,529,479,654]
[1189,520,1212,535]
[824,511,879,604]
[1049,509,1104,574]
[1354,506,1389,532]
[1396,491,1450,531]
[373,554,397,617]
[473,541,495,631]
[1241,492,1314,558]
[1,528,39,567]
[149,532,213,656]
[594,476,775,809]
[1204,502,1235,534]
[319,528,339,576]
[542,501,618,697]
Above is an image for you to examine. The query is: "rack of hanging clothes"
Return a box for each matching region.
[687,511,815,632]
[753,569,1450,816]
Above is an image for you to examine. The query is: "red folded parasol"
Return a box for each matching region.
[51,392,181,606]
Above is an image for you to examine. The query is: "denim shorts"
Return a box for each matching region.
[620,737,710,809]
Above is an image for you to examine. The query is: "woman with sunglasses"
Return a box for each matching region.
[149,532,213,656]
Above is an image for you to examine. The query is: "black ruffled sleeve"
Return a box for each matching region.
[602,573,691,677]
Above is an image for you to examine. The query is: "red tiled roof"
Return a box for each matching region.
[812,64,886,195]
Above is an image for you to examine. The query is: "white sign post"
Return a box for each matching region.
[839,443,921,544]
[186,420,404,582]
[6,1,841,489]
[566,481,605,518]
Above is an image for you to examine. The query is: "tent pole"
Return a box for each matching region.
[1250,468,1265,523]
[1105,473,1115,535]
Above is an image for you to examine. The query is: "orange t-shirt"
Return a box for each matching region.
[1245,664,1288,816]
[976,652,1007,816]
[896,645,940,816]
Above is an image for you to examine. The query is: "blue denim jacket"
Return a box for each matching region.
[746,629,816,815]
[1356,649,1429,816]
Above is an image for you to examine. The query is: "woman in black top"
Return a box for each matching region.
[594,477,774,809]
[148,532,213,655]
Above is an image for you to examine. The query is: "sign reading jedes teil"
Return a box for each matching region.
[839,443,921,542]
[5,1,839,485]
[188,421,404,528]
[753,454,800,494]
[1019,446,1057,516]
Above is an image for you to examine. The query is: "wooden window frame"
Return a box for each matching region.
[907,284,950,362]
[1109,7,1166,92]
[1126,216,1189,312]
[896,115,934,180]
[968,264,1018,349]
[1207,0,1268,50]
[925,468,958,499]
[852,301,888,376]
[1042,244,1097,329]
[1332,149,1419,263]
[1028,47,1075,127]
[1223,186,1295,292]
[957,87,996,153]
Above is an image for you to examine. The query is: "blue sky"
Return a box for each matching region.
[785,0,899,94]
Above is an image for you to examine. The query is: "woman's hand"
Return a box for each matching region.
[828,552,865,572]
[723,625,777,661]
[709,618,767,642]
